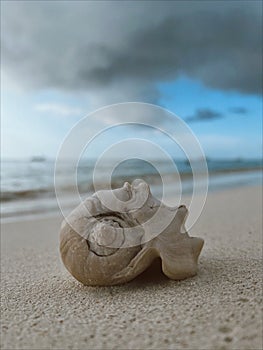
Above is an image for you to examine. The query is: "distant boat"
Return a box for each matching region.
[30,156,46,162]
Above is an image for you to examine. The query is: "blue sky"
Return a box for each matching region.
[1,1,262,160]
[158,77,262,159]
[2,74,261,160]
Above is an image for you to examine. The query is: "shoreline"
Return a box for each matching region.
[1,170,262,223]
[1,185,262,349]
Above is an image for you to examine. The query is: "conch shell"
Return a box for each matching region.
[60,179,204,286]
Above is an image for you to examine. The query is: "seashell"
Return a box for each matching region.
[60,179,204,286]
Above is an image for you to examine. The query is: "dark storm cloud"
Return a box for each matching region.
[228,107,248,114]
[185,109,223,123]
[1,1,262,105]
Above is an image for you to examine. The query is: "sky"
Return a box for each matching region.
[1,0,262,160]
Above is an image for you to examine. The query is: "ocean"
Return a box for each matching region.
[1,158,262,222]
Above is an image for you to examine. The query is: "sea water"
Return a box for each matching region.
[1,158,262,221]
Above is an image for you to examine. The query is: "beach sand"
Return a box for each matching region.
[1,185,262,350]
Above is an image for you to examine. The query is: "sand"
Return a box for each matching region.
[1,185,262,350]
